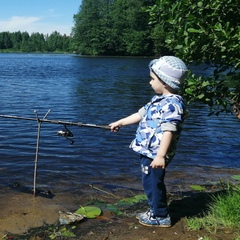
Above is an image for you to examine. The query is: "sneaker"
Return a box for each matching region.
[136,209,153,220]
[139,215,171,227]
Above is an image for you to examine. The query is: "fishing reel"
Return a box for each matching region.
[57,125,74,145]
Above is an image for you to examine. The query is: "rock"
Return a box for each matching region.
[59,211,85,225]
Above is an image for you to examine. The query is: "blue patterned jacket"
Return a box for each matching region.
[130,94,187,165]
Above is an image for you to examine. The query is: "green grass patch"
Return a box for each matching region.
[231,175,240,181]
[187,188,240,233]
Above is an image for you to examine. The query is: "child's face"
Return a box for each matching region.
[149,71,165,94]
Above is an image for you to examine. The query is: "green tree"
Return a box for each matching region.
[46,31,64,52]
[62,34,71,52]
[0,30,73,53]
[29,32,45,52]
[110,0,152,55]
[144,0,240,116]
[72,0,107,55]
[0,32,6,49]
[0,32,13,49]
[11,31,22,50]
[21,31,30,52]
[72,0,153,55]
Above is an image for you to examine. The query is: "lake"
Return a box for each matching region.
[0,53,239,194]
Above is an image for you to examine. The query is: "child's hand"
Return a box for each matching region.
[109,122,121,132]
[150,156,166,169]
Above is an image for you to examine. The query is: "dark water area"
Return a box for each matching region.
[0,53,239,194]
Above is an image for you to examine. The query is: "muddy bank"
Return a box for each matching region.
[0,167,239,238]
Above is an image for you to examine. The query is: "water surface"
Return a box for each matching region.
[0,53,239,193]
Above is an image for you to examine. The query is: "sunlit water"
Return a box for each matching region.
[0,53,239,193]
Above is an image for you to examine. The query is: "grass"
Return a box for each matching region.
[187,183,240,235]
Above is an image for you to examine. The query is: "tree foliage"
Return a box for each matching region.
[0,31,72,53]
[72,0,154,56]
[144,0,240,116]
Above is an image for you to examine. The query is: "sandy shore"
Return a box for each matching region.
[0,167,239,237]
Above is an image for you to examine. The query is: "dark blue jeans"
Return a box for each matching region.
[140,154,168,217]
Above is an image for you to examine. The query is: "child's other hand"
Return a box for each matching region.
[150,156,166,169]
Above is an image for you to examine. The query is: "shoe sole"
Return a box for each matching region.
[139,220,171,228]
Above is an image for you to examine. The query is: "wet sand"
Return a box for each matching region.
[0,189,73,236]
[0,167,239,237]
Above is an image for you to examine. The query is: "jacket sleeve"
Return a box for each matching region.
[138,106,146,119]
[160,101,183,132]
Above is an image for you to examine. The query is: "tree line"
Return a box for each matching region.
[0,0,158,56]
[0,31,73,53]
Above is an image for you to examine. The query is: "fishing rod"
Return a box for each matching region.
[0,113,111,130]
[0,110,111,196]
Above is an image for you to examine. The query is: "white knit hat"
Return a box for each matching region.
[149,56,188,91]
